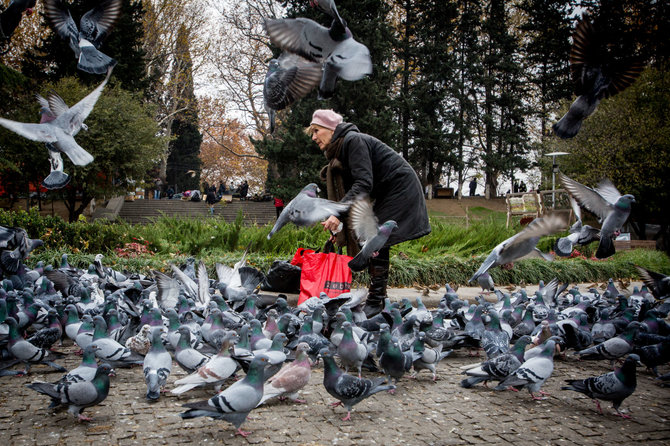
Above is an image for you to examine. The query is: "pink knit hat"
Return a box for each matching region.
[310,109,343,130]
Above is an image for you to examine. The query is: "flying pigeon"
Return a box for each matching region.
[44,0,122,74]
[0,67,113,183]
[555,196,601,257]
[26,362,114,421]
[267,183,350,239]
[320,348,394,421]
[635,265,670,299]
[264,4,372,99]
[562,354,640,418]
[264,52,323,133]
[347,194,397,272]
[552,15,644,139]
[179,354,270,438]
[469,213,567,283]
[559,173,635,258]
[0,0,36,54]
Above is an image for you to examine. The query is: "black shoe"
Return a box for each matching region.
[363,301,384,318]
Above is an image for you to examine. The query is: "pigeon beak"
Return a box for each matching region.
[109,368,116,377]
[81,123,89,131]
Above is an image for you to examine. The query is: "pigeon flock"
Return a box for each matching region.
[1,228,670,436]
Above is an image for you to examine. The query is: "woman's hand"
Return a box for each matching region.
[321,215,341,233]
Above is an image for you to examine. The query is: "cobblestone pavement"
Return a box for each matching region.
[1,282,668,445]
[1,342,669,446]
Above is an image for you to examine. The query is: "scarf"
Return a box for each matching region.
[321,137,360,257]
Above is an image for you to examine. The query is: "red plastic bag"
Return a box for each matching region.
[298,246,353,305]
[290,247,315,267]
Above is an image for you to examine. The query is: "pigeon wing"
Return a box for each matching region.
[54,133,94,166]
[559,173,612,221]
[79,0,122,47]
[594,178,622,206]
[197,261,211,307]
[0,118,58,143]
[264,18,334,63]
[349,195,379,244]
[43,0,80,56]
[66,67,113,124]
[153,270,180,310]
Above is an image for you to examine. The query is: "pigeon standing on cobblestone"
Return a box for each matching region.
[495,339,556,400]
[27,362,114,421]
[180,354,270,438]
[258,342,312,406]
[143,328,172,400]
[321,348,394,421]
[4,317,65,373]
[562,354,641,418]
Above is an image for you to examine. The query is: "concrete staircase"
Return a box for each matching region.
[111,199,276,225]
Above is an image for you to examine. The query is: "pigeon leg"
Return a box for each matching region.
[341,411,352,421]
[530,392,546,401]
[236,428,252,437]
[507,386,519,392]
[614,410,631,419]
[594,399,603,414]
[329,401,343,407]
[538,390,551,397]
[78,413,93,422]
[291,398,307,404]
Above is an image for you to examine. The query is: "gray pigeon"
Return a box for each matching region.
[321,348,394,421]
[264,52,323,133]
[4,317,66,374]
[0,67,113,174]
[143,328,172,400]
[174,326,209,374]
[469,213,567,283]
[44,0,121,74]
[26,362,114,421]
[337,321,368,377]
[560,173,635,259]
[0,0,36,54]
[309,0,344,25]
[461,335,533,389]
[552,15,644,139]
[264,7,372,99]
[258,342,312,406]
[578,321,641,363]
[495,339,556,400]
[0,225,43,274]
[267,183,350,239]
[555,196,600,257]
[347,195,397,272]
[635,265,670,299]
[179,354,270,438]
[562,354,640,418]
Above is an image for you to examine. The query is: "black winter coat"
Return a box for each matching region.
[330,123,430,247]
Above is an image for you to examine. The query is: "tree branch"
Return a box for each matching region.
[202,128,265,159]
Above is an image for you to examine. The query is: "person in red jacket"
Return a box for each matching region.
[274,196,284,219]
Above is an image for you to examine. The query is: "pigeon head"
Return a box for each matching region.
[616,194,636,209]
[301,183,320,197]
[380,220,398,235]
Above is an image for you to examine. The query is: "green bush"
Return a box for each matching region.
[5,208,669,286]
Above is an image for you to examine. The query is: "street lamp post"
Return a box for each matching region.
[545,152,569,209]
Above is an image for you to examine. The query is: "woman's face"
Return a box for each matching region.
[311,126,334,151]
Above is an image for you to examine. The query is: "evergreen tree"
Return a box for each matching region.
[518,0,573,137]
[166,24,201,192]
[477,0,531,197]
[448,0,484,197]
